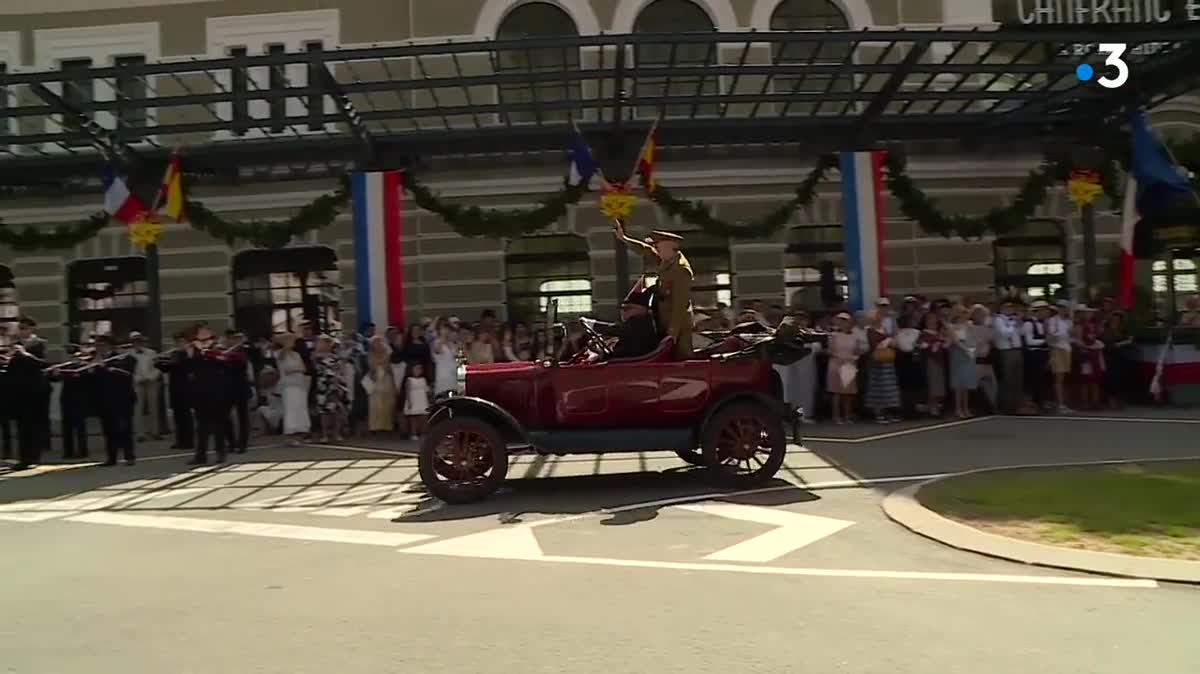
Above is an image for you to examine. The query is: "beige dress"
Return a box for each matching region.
[367,362,395,432]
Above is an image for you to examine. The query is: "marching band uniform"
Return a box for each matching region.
[55,347,93,459]
[9,321,49,469]
[0,354,12,461]
[189,337,232,465]
[157,336,195,450]
[221,334,253,454]
[92,338,137,466]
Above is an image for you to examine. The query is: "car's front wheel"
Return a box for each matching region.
[419,416,509,504]
[700,401,787,487]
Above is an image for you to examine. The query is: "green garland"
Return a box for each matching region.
[649,153,840,239]
[184,175,351,249]
[0,212,112,251]
[403,171,585,238]
[882,151,1055,240]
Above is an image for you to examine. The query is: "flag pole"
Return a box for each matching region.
[144,148,179,355]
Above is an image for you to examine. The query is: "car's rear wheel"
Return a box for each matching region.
[700,401,787,487]
[419,416,508,504]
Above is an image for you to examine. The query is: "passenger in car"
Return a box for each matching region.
[581,280,660,361]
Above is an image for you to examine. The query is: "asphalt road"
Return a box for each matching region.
[2,415,1198,674]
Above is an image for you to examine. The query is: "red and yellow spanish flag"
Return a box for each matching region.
[636,126,657,194]
[158,150,185,223]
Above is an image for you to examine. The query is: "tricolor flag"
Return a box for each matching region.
[840,150,888,312]
[1117,112,1192,309]
[567,125,598,188]
[157,150,186,223]
[635,122,658,194]
[352,170,405,328]
[102,165,147,224]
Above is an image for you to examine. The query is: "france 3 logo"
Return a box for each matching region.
[1075,44,1129,89]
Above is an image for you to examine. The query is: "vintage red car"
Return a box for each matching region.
[418,303,819,503]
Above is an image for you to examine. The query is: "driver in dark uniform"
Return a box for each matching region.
[580,278,660,360]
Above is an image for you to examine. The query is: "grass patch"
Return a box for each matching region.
[918,461,1200,560]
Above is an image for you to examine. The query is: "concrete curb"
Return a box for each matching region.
[882,461,1200,585]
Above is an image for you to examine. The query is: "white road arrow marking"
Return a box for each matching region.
[675,503,854,563]
[403,525,544,559]
[66,512,435,547]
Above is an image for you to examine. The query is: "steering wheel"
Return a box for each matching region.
[578,318,614,359]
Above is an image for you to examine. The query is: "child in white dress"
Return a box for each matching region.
[403,362,431,439]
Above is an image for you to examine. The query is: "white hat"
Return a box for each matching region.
[876,297,891,306]
[1031,300,1050,309]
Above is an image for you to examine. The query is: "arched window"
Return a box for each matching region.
[496,2,581,124]
[992,218,1067,300]
[232,247,341,338]
[1153,256,1198,314]
[643,230,731,308]
[770,0,852,117]
[633,0,719,118]
[0,265,18,339]
[66,256,149,343]
[785,223,847,309]
[506,234,592,321]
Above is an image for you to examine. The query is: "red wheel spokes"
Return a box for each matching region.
[715,415,772,468]
[433,430,495,484]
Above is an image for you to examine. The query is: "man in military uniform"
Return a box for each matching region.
[580,278,660,360]
[613,222,694,359]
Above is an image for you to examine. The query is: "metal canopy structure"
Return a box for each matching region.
[2,23,1200,188]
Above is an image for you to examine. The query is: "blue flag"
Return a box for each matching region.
[566,125,598,188]
[1130,111,1191,217]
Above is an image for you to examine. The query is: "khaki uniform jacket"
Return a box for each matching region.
[624,238,694,359]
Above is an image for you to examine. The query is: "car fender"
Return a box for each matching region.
[428,396,532,447]
[695,391,792,444]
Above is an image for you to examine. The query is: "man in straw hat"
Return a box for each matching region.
[613,220,693,359]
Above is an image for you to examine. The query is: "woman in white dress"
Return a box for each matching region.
[432,324,459,396]
[365,335,395,432]
[275,332,311,444]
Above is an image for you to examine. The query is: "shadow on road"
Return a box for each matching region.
[397,469,817,526]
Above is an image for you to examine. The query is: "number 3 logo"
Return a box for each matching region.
[1097,43,1129,89]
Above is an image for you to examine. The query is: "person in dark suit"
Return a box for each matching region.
[91,335,137,467]
[157,332,195,451]
[188,327,232,465]
[221,331,253,454]
[581,279,661,361]
[0,325,12,461]
[9,317,49,469]
[54,344,94,460]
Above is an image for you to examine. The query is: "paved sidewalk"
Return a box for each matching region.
[882,461,1200,585]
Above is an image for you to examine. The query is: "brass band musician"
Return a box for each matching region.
[90,335,137,467]
[2,317,49,470]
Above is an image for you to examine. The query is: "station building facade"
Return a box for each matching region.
[0,0,1198,346]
